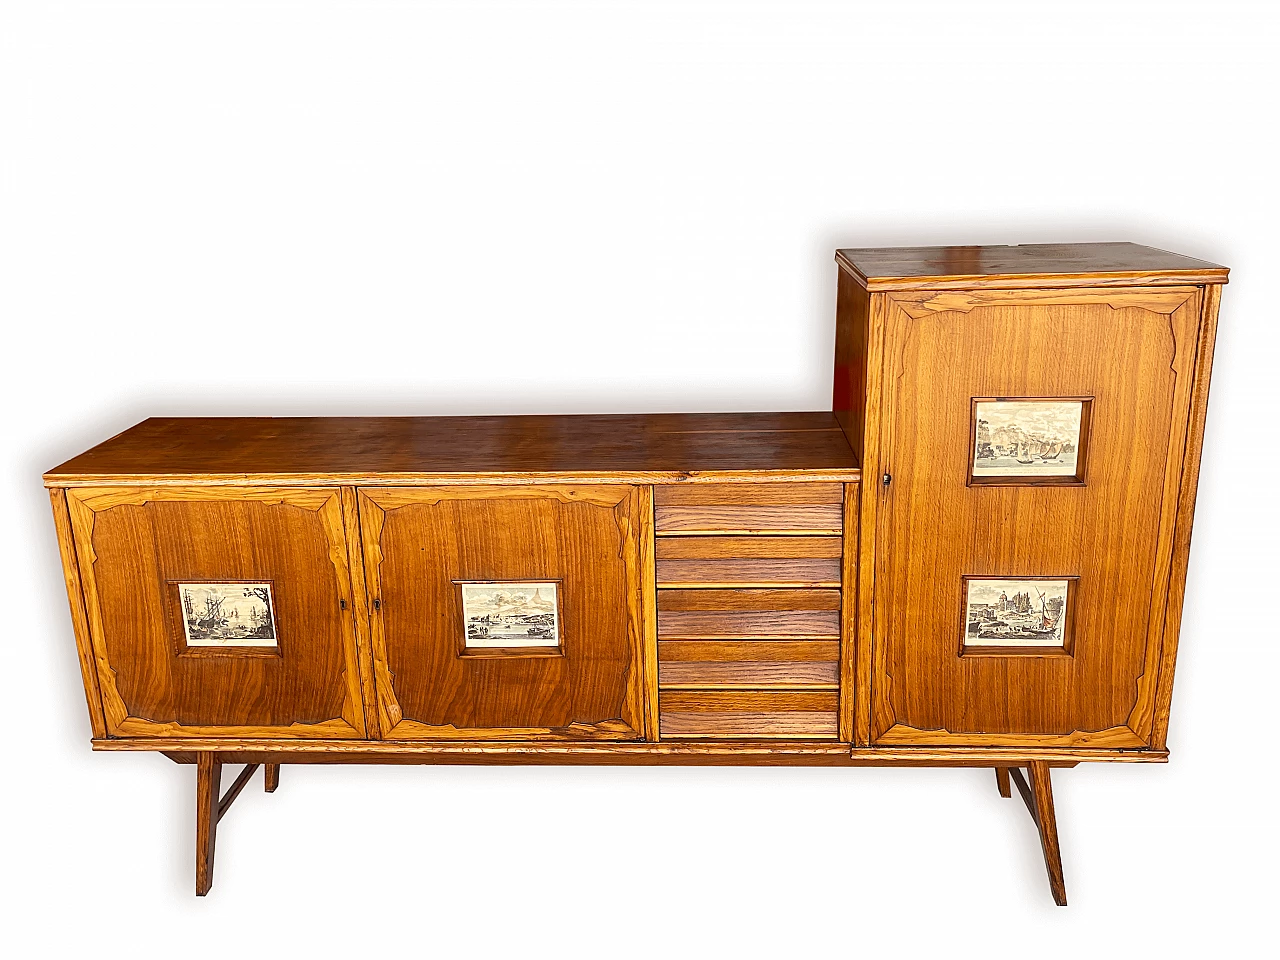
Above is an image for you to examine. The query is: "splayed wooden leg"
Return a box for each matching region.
[1008,763,1067,906]
[195,753,222,897]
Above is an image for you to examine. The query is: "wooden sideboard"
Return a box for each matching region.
[46,242,1228,902]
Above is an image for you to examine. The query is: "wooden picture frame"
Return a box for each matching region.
[167,580,284,659]
[453,579,565,659]
[967,397,1093,486]
[958,575,1079,658]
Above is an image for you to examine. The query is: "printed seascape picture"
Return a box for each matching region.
[965,578,1070,647]
[180,582,277,647]
[972,399,1085,479]
[461,582,560,648]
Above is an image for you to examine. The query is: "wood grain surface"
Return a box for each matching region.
[655,535,843,559]
[359,485,648,740]
[657,586,842,640]
[867,286,1205,746]
[45,413,860,486]
[66,487,367,738]
[836,242,1228,291]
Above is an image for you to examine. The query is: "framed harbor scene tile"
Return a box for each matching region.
[961,576,1076,656]
[458,581,562,655]
[968,398,1091,485]
[178,582,278,650]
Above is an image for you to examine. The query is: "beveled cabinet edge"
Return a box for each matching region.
[1147,283,1224,751]
[835,251,1229,292]
[93,737,1168,764]
[49,487,107,739]
[43,469,862,489]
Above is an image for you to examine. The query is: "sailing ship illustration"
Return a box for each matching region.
[195,594,228,633]
[972,400,1083,478]
[181,583,277,645]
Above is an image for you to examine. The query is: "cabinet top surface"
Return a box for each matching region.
[45,412,860,487]
[835,242,1229,290]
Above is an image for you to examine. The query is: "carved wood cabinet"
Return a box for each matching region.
[47,243,1227,902]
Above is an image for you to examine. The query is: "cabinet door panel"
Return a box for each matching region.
[871,287,1203,747]
[359,486,650,740]
[67,487,367,739]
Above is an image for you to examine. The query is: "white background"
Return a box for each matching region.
[2,1,1276,955]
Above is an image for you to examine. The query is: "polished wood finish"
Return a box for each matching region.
[1149,283,1223,751]
[839,482,859,743]
[658,639,839,661]
[656,558,840,588]
[217,763,261,820]
[358,485,648,740]
[195,753,220,896]
[65,486,367,739]
[45,413,859,487]
[836,242,1228,291]
[1007,763,1067,906]
[864,286,1206,747]
[48,489,106,739]
[659,689,839,739]
[46,243,1225,903]
[658,660,838,687]
[657,594,840,638]
[656,535,842,557]
[106,738,1156,764]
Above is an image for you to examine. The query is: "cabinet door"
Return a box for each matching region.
[869,287,1207,748]
[358,485,651,740]
[67,487,368,739]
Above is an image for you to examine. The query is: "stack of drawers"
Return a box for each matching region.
[653,483,847,739]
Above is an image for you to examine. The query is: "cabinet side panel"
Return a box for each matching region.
[49,488,107,739]
[834,268,870,460]
[839,481,860,743]
[1149,284,1223,751]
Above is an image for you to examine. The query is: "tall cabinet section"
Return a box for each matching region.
[833,244,1228,752]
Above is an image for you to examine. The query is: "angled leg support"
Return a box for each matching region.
[194,755,273,896]
[1006,762,1067,906]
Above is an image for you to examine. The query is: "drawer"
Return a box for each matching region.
[657,588,841,639]
[659,690,838,739]
[654,483,843,535]
[658,639,839,687]
[655,536,842,587]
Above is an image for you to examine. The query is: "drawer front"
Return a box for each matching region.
[655,583,843,739]
[658,640,840,686]
[657,588,841,639]
[654,483,843,534]
[659,690,838,739]
[655,536,842,588]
